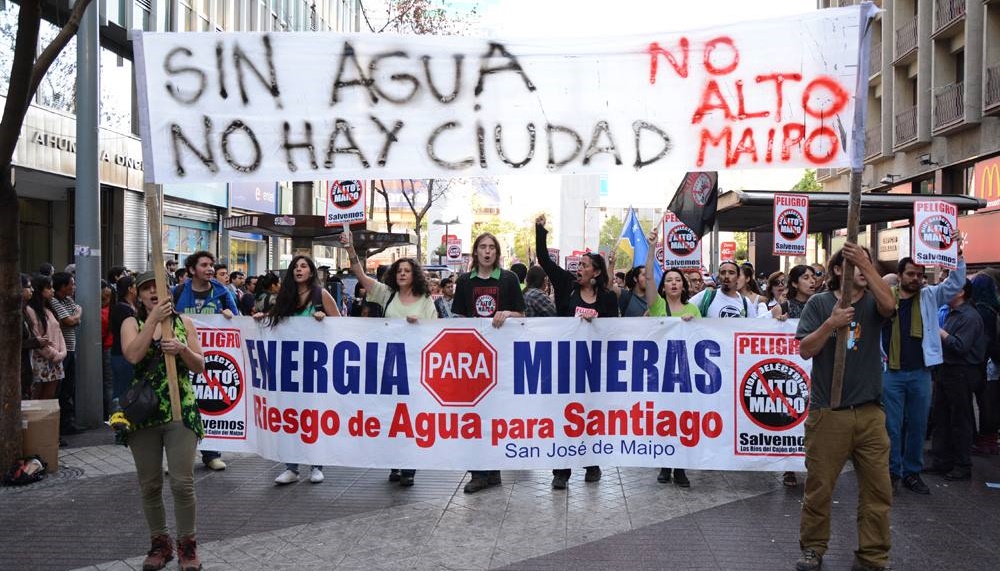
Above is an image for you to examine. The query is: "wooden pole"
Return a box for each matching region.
[829,2,876,409]
[144,183,182,421]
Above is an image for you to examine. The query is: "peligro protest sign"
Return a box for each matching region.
[190,315,810,471]
[773,193,809,256]
[661,212,702,269]
[324,180,366,226]
[133,5,874,183]
[912,200,958,269]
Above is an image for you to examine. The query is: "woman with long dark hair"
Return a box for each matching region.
[252,272,280,316]
[644,229,699,486]
[340,230,438,487]
[110,276,138,406]
[268,255,340,485]
[535,214,618,490]
[24,274,66,400]
[120,271,205,571]
[21,274,46,398]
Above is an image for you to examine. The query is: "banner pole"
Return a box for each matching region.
[144,183,182,421]
[830,2,876,409]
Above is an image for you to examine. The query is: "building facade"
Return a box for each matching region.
[816,0,1000,269]
[4,0,361,275]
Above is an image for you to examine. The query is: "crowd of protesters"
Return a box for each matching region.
[19,223,1000,571]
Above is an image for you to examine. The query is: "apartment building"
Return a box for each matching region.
[816,0,1000,269]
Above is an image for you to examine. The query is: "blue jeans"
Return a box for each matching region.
[882,368,932,477]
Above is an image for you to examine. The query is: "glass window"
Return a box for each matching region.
[917,177,936,195]
[36,18,78,114]
[100,48,133,133]
[133,1,152,30]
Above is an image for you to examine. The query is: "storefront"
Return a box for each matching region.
[960,155,1000,269]
[159,183,228,270]
[228,181,279,275]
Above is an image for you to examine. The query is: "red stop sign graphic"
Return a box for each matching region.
[421,329,498,406]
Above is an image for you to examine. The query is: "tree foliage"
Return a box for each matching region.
[791,169,823,192]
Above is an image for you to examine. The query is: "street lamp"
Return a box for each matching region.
[432,217,460,264]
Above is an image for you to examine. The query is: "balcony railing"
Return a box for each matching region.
[816,168,836,181]
[934,0,966,33]
[894,105,917,145]
[895,17,917,59]
[864,123,882,158]
[933,82,965,129]
[986,65,1000,109]
[870,41,882,75]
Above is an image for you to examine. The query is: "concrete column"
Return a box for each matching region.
[74,0,103,427]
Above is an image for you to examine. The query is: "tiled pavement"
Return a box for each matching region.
[2,427,999,570]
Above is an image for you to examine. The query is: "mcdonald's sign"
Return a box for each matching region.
[974,156,1000,212]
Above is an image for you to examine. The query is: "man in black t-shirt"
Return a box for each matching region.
[450,233,525,494]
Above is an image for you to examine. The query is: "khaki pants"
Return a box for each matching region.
[128,421,198,539]
[799,403,892,568]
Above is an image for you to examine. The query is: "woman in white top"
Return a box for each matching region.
[341,230,438,487]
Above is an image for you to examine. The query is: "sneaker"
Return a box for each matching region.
[552,474,569,490]
[584,466,602,482]
[783,471,798,487]
[399,474,414,487]
[795,548,822,571]
[388,469,401,482]
[205,458,227,471]
[673,469,690,488]
[890,473,900,494]
[657,468,671,484]
[142,534,174,571]
[274,469,299,485]
[464,477,492,494]
[902,473,930,495]
[309,467,325,483]
[943,469,971,481]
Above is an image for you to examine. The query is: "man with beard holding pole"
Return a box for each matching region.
[795,6,893,570]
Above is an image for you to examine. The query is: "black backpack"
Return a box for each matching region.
[3,455,47,486]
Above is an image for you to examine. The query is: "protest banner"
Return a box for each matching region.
[565,255,581,272]
[190,315,810,471]
[912,200,958,269]
[772,193,809,256]
[324,179,366,226]
[133,5,874,183]
[661,212,702,269]
[720,241,736,262]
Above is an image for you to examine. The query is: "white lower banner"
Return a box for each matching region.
[189,316,812,471]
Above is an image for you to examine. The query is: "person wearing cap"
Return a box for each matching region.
[121,270,206,571]
[689,261,757,318]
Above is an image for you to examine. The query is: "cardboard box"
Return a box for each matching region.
[21,399,60,473]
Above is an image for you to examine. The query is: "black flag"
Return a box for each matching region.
[667,171,718,237]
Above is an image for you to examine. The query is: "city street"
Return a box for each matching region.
[2,427,999,571]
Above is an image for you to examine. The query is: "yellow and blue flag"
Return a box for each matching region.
[619,208,662,284]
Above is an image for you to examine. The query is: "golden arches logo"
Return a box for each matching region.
[981,164,1000,202]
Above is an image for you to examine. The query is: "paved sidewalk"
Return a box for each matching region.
[2,426,999,570]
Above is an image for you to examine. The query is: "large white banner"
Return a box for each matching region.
[134,5,875,183]
[190,315,813,471]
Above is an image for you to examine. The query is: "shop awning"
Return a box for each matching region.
[222,214,412,250]
[716,191,988,233]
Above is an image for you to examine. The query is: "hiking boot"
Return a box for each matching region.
[177,536,203,571]
[902,473,930,495]
[388,469,401,482]
[657,468,671,483]
[783,471,798,487]
[464,477,492,494]
[274,469,299,485]
[795,548,822,571]
[584,466,602,482]
[141,534,173,571]
[205,458,226,471]
[943,469,971,481]
[309,467,325,483]
[673,469,690,488]
[552,474,569,490]
[399,474,414,487]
